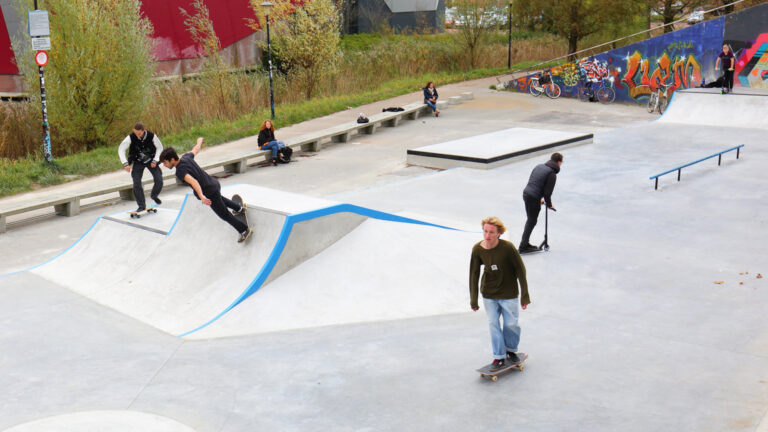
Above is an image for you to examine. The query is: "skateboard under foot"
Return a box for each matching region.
[129,204,158,219]
[477,352,529,382]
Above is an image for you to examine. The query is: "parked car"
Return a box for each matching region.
[687,7,705,24]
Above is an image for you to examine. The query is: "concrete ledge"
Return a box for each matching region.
[460,91,474,100]
[447,96,462,105]
[407,127,593,170]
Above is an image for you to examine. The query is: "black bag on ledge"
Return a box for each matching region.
[277,146,292,163]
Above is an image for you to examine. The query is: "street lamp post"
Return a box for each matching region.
[261,1,275,119]
[507,3,512,69]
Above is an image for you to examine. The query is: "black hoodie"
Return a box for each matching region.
[523,159,560,208]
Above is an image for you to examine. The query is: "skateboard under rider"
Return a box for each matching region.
[129,203,158,219]
[476,352,529,382]
[231,193,249,230]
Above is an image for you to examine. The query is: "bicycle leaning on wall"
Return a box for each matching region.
[529,71,562,99]
[576,60,616,104]
[647,79,672,114]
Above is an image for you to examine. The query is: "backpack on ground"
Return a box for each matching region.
[278,146,293,163]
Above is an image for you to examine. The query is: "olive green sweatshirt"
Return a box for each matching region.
[469,239,530,309]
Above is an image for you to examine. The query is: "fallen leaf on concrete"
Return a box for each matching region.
[739,281,744,285]
[757,274,763,279]
[714,281,724,284]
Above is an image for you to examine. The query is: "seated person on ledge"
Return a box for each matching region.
[257,119,287,165]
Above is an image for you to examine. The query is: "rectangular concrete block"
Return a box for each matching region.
[360,123,377,134]
[460,91,474,101]
[332,132,352,143]
[448,96,462,105]
[119,188,135,200]
[301,140,322,152]
[383,116,401,127]
[436,100,448,110]
[54,198,80,217]
[223,159,247,174]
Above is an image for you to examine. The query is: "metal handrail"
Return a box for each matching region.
[650,145,744,190]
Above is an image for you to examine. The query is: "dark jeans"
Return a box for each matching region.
[203,185,247,234]
[722,69,734,91]
[131,162,163,208]
[520,194,541,247]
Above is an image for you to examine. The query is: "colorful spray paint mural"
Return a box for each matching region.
[725,3,768,89]
[512,18,725,104]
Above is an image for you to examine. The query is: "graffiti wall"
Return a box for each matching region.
[512,18,725,103]
[724,3,768,89]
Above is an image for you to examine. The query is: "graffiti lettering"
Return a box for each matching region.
[668,41,694,51]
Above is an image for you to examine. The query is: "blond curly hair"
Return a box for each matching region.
[481,216,506,235]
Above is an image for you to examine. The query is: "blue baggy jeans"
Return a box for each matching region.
[483,297,521,359]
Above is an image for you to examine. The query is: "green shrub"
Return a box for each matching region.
[14,0,154,155]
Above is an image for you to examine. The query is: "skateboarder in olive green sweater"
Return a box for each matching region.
[469,216,530,371]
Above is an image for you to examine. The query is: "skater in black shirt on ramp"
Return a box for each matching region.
[159,138,253,243]
[520,152,563,253]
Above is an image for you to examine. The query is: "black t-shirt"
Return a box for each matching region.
[719,51,734,70]
[175,153,219,198]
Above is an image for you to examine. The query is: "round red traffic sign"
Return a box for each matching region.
[35,50,48,67]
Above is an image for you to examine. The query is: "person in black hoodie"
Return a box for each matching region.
[519,152,563,252]
[257,120,287,165]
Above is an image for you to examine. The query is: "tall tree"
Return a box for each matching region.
[452,0,502,69]
[514,0,640,60]
[13,0,154,154]
[250,0,341,100]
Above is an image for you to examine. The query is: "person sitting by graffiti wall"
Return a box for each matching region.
[715,44,735,94]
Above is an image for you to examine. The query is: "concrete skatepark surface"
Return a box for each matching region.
[1,78,767,431]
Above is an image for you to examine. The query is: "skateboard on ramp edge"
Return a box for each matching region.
[476,352,529,382]
[230,194,252,243]
[129,203,158,219]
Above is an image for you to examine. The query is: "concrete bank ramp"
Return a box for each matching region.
[190,218,479,339]
[30,185,367,337]
[27,185,472,339]
[658,88,768,129]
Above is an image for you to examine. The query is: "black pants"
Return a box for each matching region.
[520,194,541,247]
[722,69,734,91]
[131,162,163,208]
[203,185,247,234]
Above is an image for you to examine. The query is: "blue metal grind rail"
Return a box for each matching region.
[650,145,744,190]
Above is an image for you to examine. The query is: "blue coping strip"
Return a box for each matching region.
[177,203,462,337]
[654,88,678,123]
[649,144,744,179]
[166,194,189,236]
[0,198,188,278]
[0,218,101,278]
